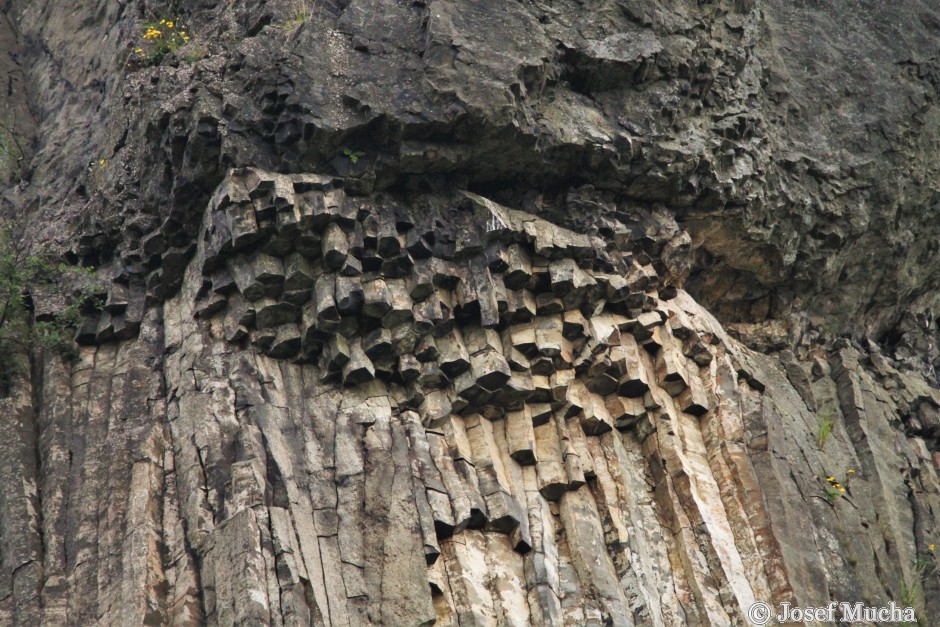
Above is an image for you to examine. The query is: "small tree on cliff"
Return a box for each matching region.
[0,222,99,395]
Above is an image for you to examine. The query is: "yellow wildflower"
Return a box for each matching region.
[847,469,855,473]
[826,476,835,482]
[135,48,142,53]
[930,544,936,551]
[99,159,106,166]
[160,19,166,24]
[838,488,846,492]
[183,36,190,41]
[166,21,174,28]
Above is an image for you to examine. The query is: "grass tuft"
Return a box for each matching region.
[817,405,836,448]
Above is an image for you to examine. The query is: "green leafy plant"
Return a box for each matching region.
[822,487,840,504]
[816,405,836,448]
[0,224,102,395]
[342,147,365,164]
[127,17,193,69]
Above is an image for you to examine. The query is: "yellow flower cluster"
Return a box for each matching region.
[825,476,846,493]
[130,17,194,68]
[144,19,190,41]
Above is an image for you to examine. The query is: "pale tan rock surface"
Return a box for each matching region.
[5,173,940,624]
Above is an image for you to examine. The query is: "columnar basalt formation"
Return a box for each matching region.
[169,169,769,624]
[2,0,940,625]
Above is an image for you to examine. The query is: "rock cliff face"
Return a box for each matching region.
[2,0,940,625]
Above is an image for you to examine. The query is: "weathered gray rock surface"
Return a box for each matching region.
[2,0,940,625]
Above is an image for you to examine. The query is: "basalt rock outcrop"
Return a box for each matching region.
[2,0,940,625]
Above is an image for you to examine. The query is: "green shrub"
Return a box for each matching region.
[0,224,101,395]
[0,113,26,183]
